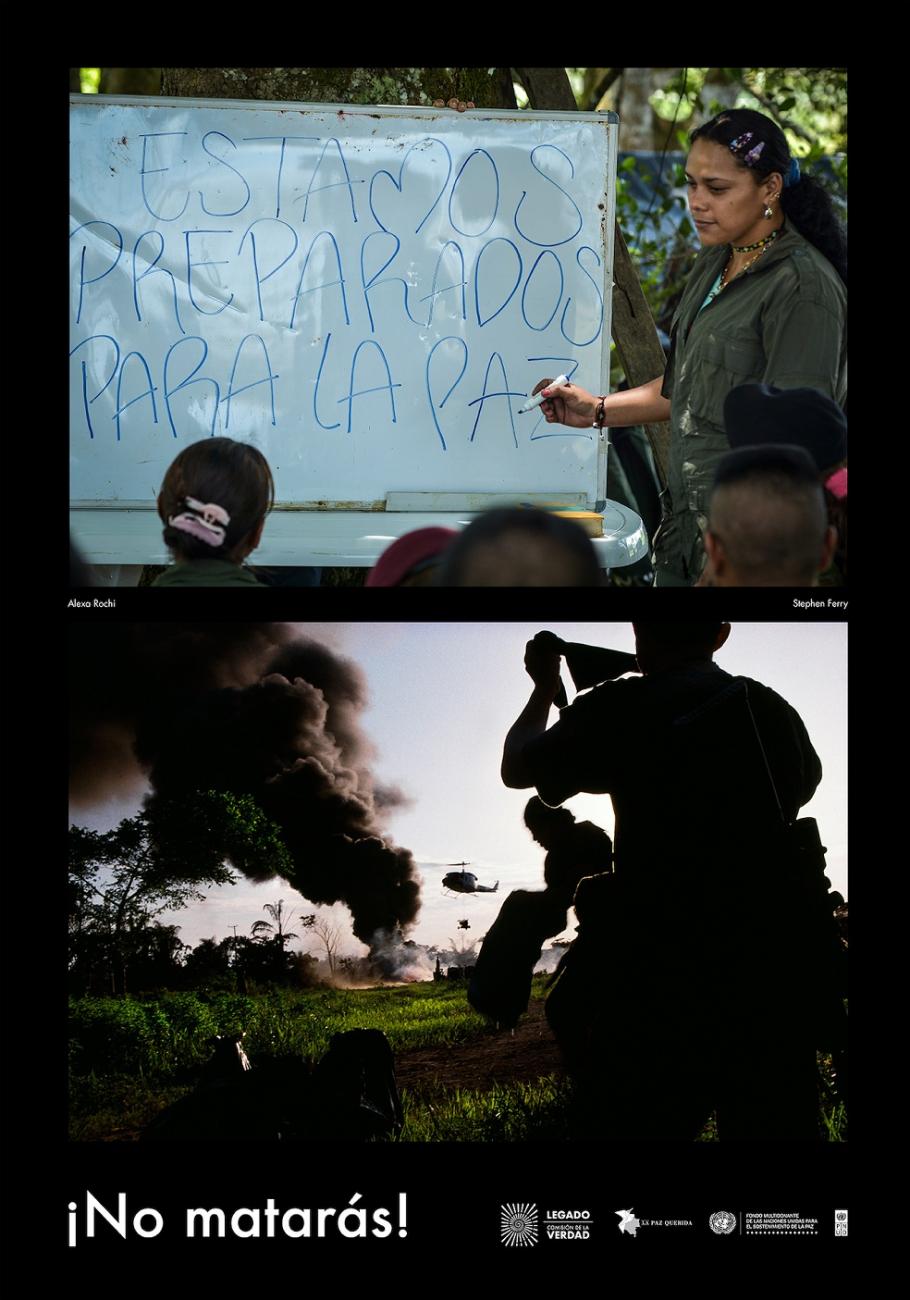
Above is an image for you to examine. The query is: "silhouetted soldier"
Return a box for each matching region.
[502,622,839,1139]
[468,800,612,1029]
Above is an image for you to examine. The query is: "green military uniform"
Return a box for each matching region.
[151,559,264,587]
[655,221,847,586]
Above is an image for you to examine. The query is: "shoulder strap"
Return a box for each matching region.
[741,680,788,827]
[672,676,788,828]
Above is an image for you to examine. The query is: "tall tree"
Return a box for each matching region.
[307,916,342,976]
[99,68,162,95]
[69,791,289,994]
[251,899,311,948]
[161,68,515,107]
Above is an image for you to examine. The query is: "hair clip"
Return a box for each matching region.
[728,131,754,154]
[183,497,230,528]
[168,497,231,546]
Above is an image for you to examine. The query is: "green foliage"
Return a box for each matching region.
[69,982,497,1138]
[69,792,293,994]
[646,68,847,159]
[399,1075,572,1141]
[649,67,702,127]
[70,983,491,1080]
[152,790,293,881]
[79,68,100,94]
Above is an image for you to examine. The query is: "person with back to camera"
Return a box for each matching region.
[702,444,837,587]
[532,108,847,587]
[721,383,848,585]
[152,437,274,587]
[436,506,602,586]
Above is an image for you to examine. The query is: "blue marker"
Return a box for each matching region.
[518,373,568,413]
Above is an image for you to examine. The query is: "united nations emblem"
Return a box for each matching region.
[709,1211,737,1235]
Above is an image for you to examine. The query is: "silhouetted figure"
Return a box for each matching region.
[198,1033,251,1086]
[143,1033,285,1141]
[310,1029,403,1139]
[502,622,842,1139]
[142,1029,401,1141]
[703,445,836,586]
[468,801,612,1029]
[436,507,602,587]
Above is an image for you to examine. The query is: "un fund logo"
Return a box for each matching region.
[709,1211,737,1235]
[501,1203,538,1246]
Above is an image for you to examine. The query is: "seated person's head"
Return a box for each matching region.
[366,527,457,587]
[524,796,576,851]
[157,438,274,564]
[705,445,836,587]
[437,507,602,586]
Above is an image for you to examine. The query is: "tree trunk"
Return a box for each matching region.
[609,229,671,485]
[514,68,576,111]
[99,68,162,96]
[697,68,739,125]
[520,68,670,485]
[580,67,610,110]
[161,67,515,108]
[592,68,624,112]
[616,67,666,150]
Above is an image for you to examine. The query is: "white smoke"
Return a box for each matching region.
[369,928,436,982]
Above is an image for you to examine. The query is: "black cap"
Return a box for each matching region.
[723,383,847,473]
[714,442,821,487]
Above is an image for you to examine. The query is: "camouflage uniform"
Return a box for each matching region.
[654,222,847,586]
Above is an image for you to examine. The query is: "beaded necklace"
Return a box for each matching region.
[732,228,781,254]
[719,228,780,289]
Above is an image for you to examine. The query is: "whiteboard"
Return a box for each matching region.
[70,96,618,509]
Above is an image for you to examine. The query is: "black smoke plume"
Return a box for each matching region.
[69,624,421,943]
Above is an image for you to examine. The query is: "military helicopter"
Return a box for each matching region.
[439,863,500,896]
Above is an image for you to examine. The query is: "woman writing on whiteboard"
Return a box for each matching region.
[152,437,273,586]
[534,108,847,587]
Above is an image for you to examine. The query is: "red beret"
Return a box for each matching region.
[366,527,459,587]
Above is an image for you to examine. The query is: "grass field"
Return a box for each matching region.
[68,979,846,1142]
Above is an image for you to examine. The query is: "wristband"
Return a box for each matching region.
[592,397,606,429]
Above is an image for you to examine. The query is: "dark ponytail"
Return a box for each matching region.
[690,108,847,285]
[780,174,847,285]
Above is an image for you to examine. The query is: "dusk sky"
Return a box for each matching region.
[70,621,847,961]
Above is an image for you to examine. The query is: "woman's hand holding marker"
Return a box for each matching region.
[531,377,599,429]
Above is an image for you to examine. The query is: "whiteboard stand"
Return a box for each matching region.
[71,95,625,564]
[70,501,648,579]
